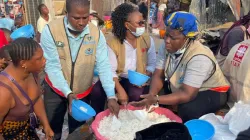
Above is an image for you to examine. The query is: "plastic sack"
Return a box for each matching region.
[134,122,192,140]
[91,105,182,140]
[200,101,250,140]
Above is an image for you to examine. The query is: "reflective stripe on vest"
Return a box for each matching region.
[45,74,93,99]
[210,86,230,93]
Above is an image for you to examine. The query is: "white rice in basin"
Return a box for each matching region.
[97,110,172,140]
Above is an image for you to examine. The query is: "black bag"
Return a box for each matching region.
[134,122,192,140]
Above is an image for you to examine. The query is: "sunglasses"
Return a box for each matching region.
[127,20,146,26]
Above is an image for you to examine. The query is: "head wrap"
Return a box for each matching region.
[165,11,198,38]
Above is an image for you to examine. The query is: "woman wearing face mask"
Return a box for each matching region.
[131,12,229,122]
[108,3,156,105]
[216,11,250,69]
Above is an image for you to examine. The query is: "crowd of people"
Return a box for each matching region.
[0,0,250,139]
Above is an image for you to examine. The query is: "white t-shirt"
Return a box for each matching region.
[156,42,214,88]
[37,14,52,33]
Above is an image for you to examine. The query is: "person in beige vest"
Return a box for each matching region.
[216,11,250,68]
[108,3,156,105]
[223,39,250,107]
[40,0,119,139]
[131,12,230,122]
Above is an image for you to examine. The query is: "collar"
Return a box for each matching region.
[63,17,90,39]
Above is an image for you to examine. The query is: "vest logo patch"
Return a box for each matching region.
[178,75,184,84]
[83,35,95,45]
[56,41,64,47]
[232,45,248,65]
[85,48,93,55]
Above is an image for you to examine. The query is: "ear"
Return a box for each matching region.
[124,22,129,30]
[19,60,27,68]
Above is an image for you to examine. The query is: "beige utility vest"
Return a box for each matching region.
[165,40,229,93]
[48,17,99,94]
[216,25,249,69]
[107,34,151,75]
[223,40,250,103]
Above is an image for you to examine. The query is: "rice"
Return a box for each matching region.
[98,110,172,140]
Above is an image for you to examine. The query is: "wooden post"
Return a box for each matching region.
[146,0,150,33]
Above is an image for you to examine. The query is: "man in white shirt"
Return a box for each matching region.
[36,4,51,43]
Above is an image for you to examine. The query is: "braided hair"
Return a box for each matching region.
[66,0,90,13]
[112,3,139,44]
[6,38,40,66]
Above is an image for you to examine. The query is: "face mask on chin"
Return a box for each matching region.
[66,15,85,32]
[171,39,189,56]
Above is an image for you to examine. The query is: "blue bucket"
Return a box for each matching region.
[71,100,96,122]
[185,119,215,140]
[128,70,150,86]
[10,24,35,40]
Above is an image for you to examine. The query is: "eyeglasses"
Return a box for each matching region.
[127,20,146,26]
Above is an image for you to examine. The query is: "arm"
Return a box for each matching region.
[108,46,128,104]
[0,89,13,140]
[40,25,72,97]
[96,32,119,117]
[149,42,166,95]
[131,55,214,107]
[146,37,157,76]
[95,32,115,98]
[157,55,214,105]
[34,96,50,128]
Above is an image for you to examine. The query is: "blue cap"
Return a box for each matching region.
[165,12,198,38]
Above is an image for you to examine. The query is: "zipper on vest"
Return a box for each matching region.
[68,35,86,91]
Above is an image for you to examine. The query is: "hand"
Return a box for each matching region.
[67,93,77,114]
[107,98,120,118]
[130,94,157,110]
[116,89,129,105]
[43,126,54,140]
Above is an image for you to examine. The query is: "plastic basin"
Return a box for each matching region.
[71,100,96,122]
[185,119,215,140]
[128,70,150,86]
[10,24,35,40]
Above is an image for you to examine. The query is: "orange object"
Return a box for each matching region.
[159,29,166,39]
[105,20,112,30]
[210,86,230,93]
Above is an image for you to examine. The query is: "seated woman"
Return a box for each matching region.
[131,12,229,122]
[108,3,156,105]
[216,11,250,68]
[0,38,54,139]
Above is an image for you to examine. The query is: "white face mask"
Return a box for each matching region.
[66,15,83,32]
[129,27,145,37]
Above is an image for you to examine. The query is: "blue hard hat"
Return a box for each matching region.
[10,24,35,40]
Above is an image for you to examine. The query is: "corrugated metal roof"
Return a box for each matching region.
[24,0,42,30]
